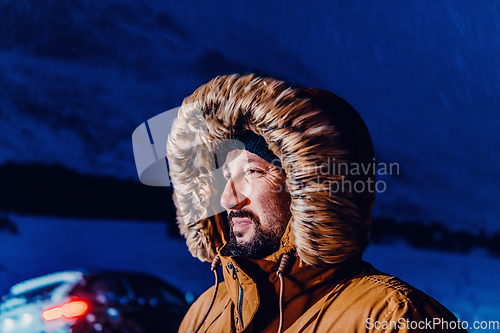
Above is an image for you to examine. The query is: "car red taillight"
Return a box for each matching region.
[42,300,88,321]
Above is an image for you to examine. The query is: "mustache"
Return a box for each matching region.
[228,210,259,224]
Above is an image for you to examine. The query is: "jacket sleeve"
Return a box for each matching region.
[178,285,217,333]
[178,281,233,333]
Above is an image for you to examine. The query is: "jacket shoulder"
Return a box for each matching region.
[360,266,416,302]
[311,263,465,332]
[344,263,443,305]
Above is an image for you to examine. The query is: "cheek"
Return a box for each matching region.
[257,173,290,209]
[230,180,254,199]
[261,172,287,193]
[259,187,291,225]
[241,182,254,198]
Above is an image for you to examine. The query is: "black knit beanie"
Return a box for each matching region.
[217,131,281,169]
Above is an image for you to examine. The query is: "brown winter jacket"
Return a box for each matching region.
[167,75,466,333]
[178,224,465,333]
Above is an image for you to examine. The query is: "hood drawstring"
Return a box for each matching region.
[193,254,221,333]
[192,252,294,333]
[276,251,295,333]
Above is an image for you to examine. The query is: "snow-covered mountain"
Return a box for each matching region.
[0,1,499,233]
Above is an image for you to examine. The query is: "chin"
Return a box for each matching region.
[236,235,253,244]
[234,228,256,242]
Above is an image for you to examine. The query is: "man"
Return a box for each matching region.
[166,74,466,332]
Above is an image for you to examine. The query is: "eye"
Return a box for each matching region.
[245,169,263,176]
[222,167,231,180]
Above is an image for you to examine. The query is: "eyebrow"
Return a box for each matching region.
[222,155,264,169]
[244,156,265,165]
[246,157,259,163]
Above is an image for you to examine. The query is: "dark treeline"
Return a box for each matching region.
[371,217,500,257]
[0,163,178,235]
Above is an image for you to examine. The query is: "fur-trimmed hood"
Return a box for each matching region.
[166,74,375,267]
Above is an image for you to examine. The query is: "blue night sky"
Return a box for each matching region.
[1,0,499,232]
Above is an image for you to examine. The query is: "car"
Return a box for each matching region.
[0,269,192,333]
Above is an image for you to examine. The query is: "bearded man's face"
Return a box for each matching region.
[220,150,291,259]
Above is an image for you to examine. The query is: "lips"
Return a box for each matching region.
[231,217,253,231]
[228,211,257,237]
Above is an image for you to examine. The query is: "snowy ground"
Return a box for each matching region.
[0,215,498,332]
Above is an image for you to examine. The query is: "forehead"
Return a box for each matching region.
[223,149,269,168]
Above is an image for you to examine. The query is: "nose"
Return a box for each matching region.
[220,178,249,210]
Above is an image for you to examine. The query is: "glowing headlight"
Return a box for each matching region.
[22,313,33,326]
[3,318,15,331]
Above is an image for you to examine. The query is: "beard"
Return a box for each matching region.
[221,209,283,259]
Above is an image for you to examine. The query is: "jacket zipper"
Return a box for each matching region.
[227,262,244,328]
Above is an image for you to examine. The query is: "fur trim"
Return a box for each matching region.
[166,74,375,266]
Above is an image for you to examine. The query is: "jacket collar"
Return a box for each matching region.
[215,221,296,330]
[216,223,363,331]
